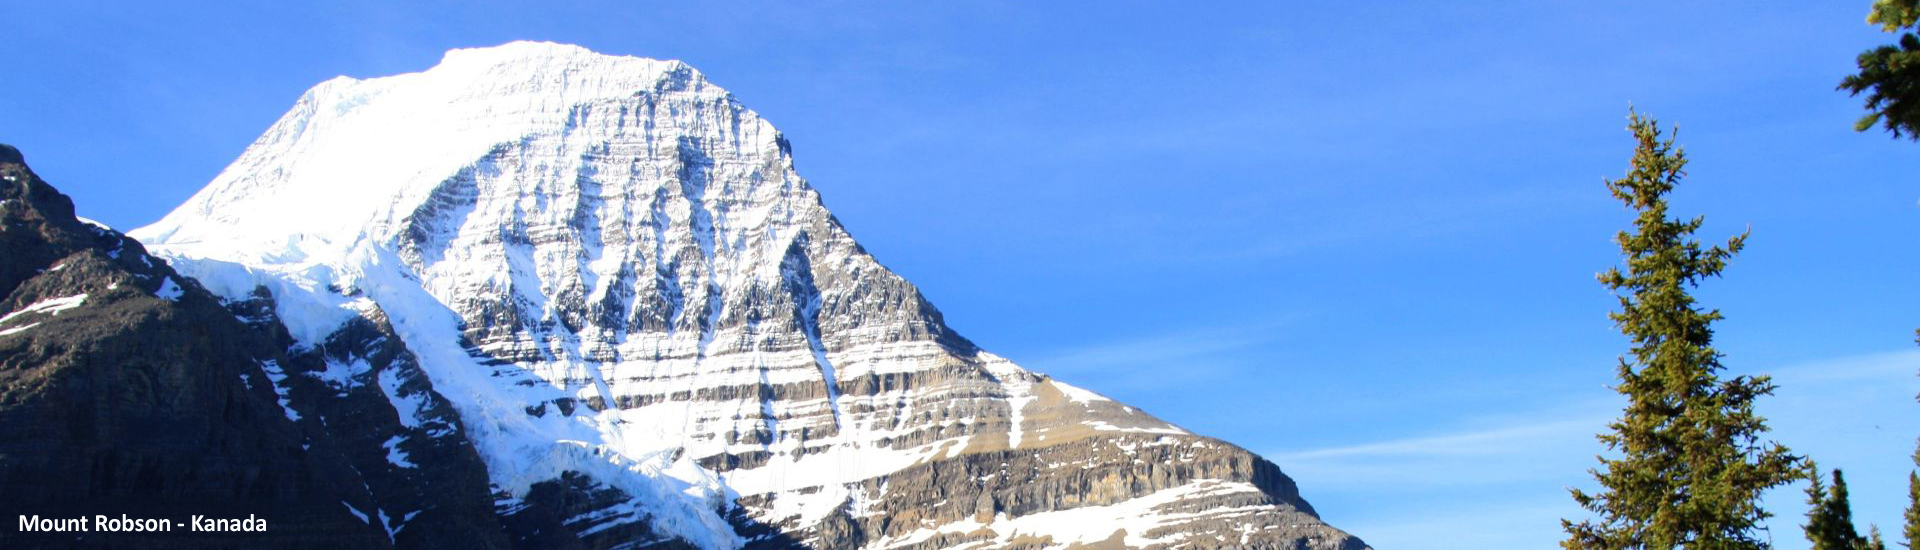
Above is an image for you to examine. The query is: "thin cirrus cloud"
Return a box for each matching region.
[1266,407,1613,490]
[1259,399,1614,549]
[1266,349,1920,491]
[1262,348,1920,550]
[1335,496,1583,550]
[1017,318,1300,389]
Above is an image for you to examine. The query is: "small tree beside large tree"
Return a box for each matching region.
[1805,464,1884,550]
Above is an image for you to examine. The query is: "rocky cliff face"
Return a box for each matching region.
[0,144,508,549]
[96,41,1367,549]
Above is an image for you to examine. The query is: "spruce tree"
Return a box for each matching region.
[1841,0,1920,138]
[1907,447,1920,548]
[1909,334,1920,550]
[1562,113,1804,550]
[1806,464,1870,550]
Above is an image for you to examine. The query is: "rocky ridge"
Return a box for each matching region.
[0,144,506,549]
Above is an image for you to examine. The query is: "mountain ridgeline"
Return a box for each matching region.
[0,42,1368,549]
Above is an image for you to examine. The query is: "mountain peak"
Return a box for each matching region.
[444,40,597,61]
[430,41,698,85]
[437,40,679,71]
[126,44,1368,549]
[132,43,719,261]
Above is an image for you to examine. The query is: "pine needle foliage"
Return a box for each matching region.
[1908,333,1920,550]
[1907,447,1920,548]
[1562,113,1804,550]
[1841,0,1920,139]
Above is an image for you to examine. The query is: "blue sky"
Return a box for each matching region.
[4,2,1916,548]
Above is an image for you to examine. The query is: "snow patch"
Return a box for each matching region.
[982,355,1037,449]
[257,360,302,421]
[0,293,88,325]
[395,509,423,535]
[1086,420,1188,436]
[378,367,430,429]
[75,216,111,233]
[341,501,370,524]
[375,508,395,542]
[1052,380,1108,405]
[155,277,185,301]
[311,357,372,395]
[383,434,417,469]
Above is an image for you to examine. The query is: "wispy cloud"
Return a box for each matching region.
[1265,407,1611,550]
[1027,320,1289,371]
[1013,318,1301,390]
[1273,416,1604,461]
[1335,496,1586,550]
[1267,406,1612,491]
[1760,349,1920,385]
[1270,349,1920,550]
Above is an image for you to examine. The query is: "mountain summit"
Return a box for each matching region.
[123,41,1367,549]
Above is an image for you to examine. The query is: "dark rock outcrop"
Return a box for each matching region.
[0,145,510,549]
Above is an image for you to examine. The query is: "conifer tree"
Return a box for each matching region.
[1841,0,1920,138]
[1562,112,1804,550]
[1806,464,1870,550]
[1906,446,1920,548]
[1908,334,1920,550]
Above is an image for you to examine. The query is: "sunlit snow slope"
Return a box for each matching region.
[132,41,1367,550]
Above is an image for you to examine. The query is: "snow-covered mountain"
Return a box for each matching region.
[126,41,1367,549]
